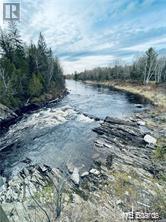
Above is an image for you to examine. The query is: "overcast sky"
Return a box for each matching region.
[0,0,166,74]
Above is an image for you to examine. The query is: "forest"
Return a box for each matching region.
[0,22,65,109]
[71,48,166,84]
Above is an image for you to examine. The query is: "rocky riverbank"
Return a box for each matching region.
[0,81,165,222]
[0,110,165,221]
[0,89,68,131]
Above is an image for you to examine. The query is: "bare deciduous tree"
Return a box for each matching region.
[155,57,166,83]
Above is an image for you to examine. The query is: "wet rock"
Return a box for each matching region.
[92,153,100,159]
[43,164,52,172]
[144,134,157,145]
[66,162,75,174]
[21,157,32,164]
[81,172,89,178]
[71,168,80,185]
[0,104,17,121]
[106,155,113,168]
[0,176,6,187]
[93,121,144,147]
[104,116,137,126]
[137,120,146,126]
[0,103,18,129]
[23,168,30,177]
[135,104,143,108]
[40,165,48,173]
[90,169,100,176]
[93,116,160,174]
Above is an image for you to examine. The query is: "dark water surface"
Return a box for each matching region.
[0,80,149,178]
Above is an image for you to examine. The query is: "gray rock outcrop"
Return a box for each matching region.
[0,104,17,128]
[71,167,80,185]
[0,116,165,222]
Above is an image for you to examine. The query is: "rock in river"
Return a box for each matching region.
[90,168,100,176]
[137,120,146,126]
[81,171,89,178]
[66,162,75,174]
[71,168,80,185]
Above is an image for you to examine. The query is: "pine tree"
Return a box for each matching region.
[28,73,43,97]
[37,33,49,88]
[0,24,65,108]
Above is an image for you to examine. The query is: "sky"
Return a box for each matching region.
[0,0,166,74]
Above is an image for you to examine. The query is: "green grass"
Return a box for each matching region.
[153,137,166,161]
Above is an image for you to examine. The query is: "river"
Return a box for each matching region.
[0,80,149,178]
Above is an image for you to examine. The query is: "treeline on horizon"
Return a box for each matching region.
[69,48,166,84]
[0,22,65,109]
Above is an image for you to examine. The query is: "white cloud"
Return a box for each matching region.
[122,37,166,52]
[62,55,115,74]
[1,0,166,74]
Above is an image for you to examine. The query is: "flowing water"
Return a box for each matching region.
[0,80,149,178]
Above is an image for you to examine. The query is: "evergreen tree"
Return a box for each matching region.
[37,33,49,88]
[28,73,43,97]
[0,24,65,108]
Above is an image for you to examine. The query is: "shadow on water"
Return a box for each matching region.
[90,82,151,105]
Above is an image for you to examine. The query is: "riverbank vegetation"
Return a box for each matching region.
[67,47,166,109]
[69,48,166,85]
[0,22,65,109]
